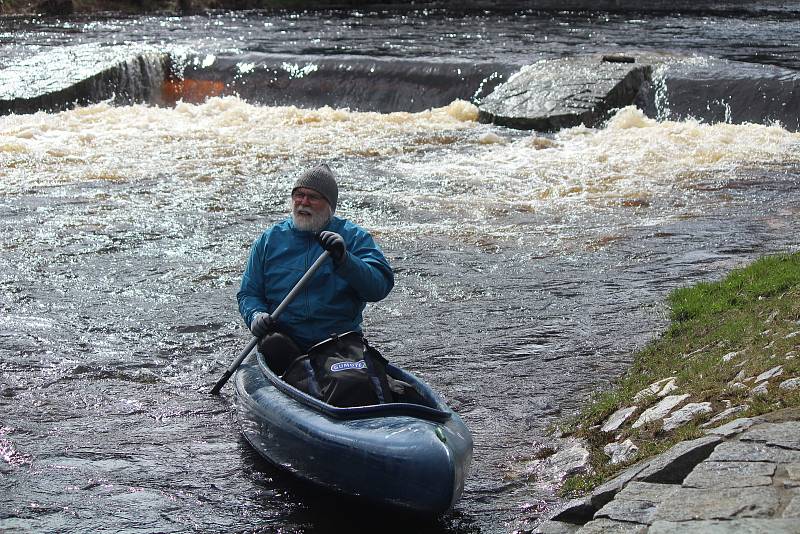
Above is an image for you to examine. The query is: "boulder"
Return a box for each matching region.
[661,402,713,432]
[632,377,677,402]
[779,378,800,391]
[604,439,639,465]
[756,366,784,383]
[477,55,652,131]
[601,406,638,433]
[632,394,690,429]
[701,404,749,428]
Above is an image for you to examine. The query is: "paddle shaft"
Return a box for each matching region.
[210,250,331,395]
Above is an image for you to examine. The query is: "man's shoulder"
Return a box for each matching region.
[330,216,369,236]
[260,218,293,238]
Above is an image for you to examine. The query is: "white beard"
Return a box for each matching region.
[291,201,332,233]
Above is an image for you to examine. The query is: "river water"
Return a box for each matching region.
[1,6,800,534]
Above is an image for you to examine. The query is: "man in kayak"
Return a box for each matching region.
[236,163,396,404]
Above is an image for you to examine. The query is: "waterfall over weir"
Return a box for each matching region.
[0,45,516,116]
[0,44,171,115]
[175,53,517,112]
[2,44,799,132]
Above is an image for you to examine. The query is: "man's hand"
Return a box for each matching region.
[318,231,346,263]
[250,312,275,338]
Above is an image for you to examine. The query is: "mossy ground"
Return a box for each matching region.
[561,251,800,496]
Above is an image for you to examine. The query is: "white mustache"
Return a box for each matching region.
[296,208,313,216]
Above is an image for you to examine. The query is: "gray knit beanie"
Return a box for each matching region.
[292,163,338,213]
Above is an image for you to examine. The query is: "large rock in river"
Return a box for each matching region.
[477,54,651,131]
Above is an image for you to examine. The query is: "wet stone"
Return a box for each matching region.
[740,421,800,450]
[651,487,780,521]
[477,55,653,131]
[682,461,775,488]
[709,441,800,463]
[649,518,800,533]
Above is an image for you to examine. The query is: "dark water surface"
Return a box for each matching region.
[1,6,800,534]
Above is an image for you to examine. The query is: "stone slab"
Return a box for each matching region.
[706,417,756,438]
[635,435,723,484]
[602,406,638,433]
[709,441,800,463]
[783,489,800,518]
[662,402,713,432]
[588,461,651,511]
[549,497,595,523]
[615,481,681,503]
[740,421,800,450]
[534,519,581,534]
[593,497,658,525]
[632,394,690,429]
[701,405,749,428]
[575,518,646,533]
[682,461,775,488]
[649,519,800,533]
[652,487,780,522]
[593,482,678,525]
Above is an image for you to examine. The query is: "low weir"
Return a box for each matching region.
[2,44,799,132]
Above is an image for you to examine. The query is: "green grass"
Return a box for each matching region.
[561,251,800,497]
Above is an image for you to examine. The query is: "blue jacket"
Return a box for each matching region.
[237,216,394,352]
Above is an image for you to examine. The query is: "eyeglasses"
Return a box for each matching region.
[291,190,324,203]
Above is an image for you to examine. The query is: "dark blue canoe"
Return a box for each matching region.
[234,350,473,515]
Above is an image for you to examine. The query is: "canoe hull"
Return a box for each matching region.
[234,353,472,515]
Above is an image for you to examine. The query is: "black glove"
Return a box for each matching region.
[250,313,275,338]
[318,231,346,263]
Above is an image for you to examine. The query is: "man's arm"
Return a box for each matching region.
[237,235,270,327]
[335,231,394,302]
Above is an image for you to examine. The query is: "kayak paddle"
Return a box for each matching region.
[210,250,331,395]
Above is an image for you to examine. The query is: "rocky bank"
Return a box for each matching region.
[536,410,800,533]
